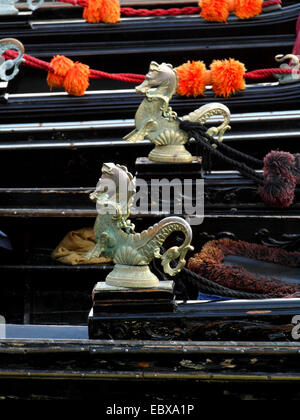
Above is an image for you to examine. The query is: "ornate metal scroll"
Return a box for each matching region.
[87,163,193,288]
[0,38,24,82]
[274,54,300,85]
[26,0,44,11]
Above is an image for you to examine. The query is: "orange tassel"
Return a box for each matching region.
[234,0,263,19]
[100,0,120,23]
[176,58,246,98]
[210,58,246,97]
[83,0,120,24]
[47,55,74,90]
[176,61,207,97]
[199,0,263,22]
[63,62,90,97]
[47,56,90,96]
[64,62,90,96]
[83,0,102,23]
[199,0,230,23]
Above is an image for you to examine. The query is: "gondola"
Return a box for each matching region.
[1,40,300,123]
[1,1,299,44]
[3,80,300,121]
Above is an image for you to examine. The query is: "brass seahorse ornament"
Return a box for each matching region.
[124,61,231,163]
[87,163,193,288]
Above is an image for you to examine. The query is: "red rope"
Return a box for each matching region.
[120,1,281,17]
[262,0,282,6]
[4,49,145,83]
[4,50,298,88]
[52,0,282,16]
[4,50,52,72]
[121,6,200,17]
[245,68,300,79]
[89,69,145,83]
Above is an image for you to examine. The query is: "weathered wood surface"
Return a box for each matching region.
[0,339,300,381]
[0,337,300,399]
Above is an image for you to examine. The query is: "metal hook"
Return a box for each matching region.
[0,0,18,15]
[274,54,300,85]
[26,0,44,11]
[275,54,300,67]
[0,38,25,82]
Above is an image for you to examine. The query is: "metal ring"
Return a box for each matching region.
[0,38,25,55]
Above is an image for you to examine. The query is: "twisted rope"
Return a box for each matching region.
[4,49,145,84]
[121,6,200,17]
[198,126,263,168]
[52,0,282,16]
[180,120,265,185]
[4,48,299,90]
[245,68,300,79]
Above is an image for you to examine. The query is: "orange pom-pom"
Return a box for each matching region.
[83,0,120,24]
[176,61,207,97]
[83,0,102,23]
[199,0,230,23]
[210,58,246,97]
[234,0,263,19]
[47,55,74,90]
[99,0,120,24]
[63,62,90,96]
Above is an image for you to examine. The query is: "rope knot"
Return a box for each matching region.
[47,55,90,96]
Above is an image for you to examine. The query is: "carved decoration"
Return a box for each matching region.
[124,61,231,163]
[90,317,294,342]
[88,163,193,288]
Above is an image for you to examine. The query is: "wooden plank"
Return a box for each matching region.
[1,339,300,355]
[0,369,299,382]
[0,339,300,386]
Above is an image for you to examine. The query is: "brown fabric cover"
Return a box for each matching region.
[51,227,111,265]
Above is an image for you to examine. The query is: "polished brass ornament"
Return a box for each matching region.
[124,61,231,163]
[87,163,193,288]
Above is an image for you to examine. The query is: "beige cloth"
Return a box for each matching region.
[51,227,112,265]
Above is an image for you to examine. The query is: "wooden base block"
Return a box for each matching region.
[92,280,175,314]
[89,281,176,338]
[135,157,202,181]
